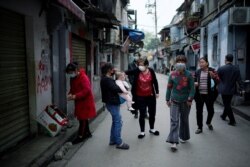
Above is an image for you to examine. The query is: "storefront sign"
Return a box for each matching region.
[57,0,85,23]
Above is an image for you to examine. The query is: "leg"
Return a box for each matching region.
[78,120,86,137]
[137,97,147,133]
[205,95,215,126]
[179,102,190,141]
[221,95,228,119]
[224,95,235,124]
[195,96,205,130]
[166,102,180,144]
[147,96,156,130]
[106,104,123,145]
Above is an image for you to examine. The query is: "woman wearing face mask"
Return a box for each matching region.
[66,62,97,144]
[166,55,195,151]
[125,58,160,139]
[194,57,219,134]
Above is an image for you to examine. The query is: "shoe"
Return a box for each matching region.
[195,129,202,134]
[220,115,226,121]
[207,124,213,131]
[116,143,129,150]
[72,136,84,144]
[138,133,145,139]
[134,114,138,119]
[228,122,236,126]
[84,132,92,138]
[179,138,186,143]
[149,130,160,136]
[170,143,177,152]
[128,107,135,111]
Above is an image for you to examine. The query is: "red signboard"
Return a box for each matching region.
[57,0,85,23]
[191,42,200,52]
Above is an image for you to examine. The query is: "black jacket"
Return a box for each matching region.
[128,61,137,85]
[194,67,219,101]
[100,76,123,105]
[125,68,159,97]
[217,63,244,95]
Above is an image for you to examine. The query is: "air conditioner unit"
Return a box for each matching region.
[229,7,250,25]
[191,0,200,15]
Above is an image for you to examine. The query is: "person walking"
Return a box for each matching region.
[166,55,195,151]
[194,57,219,134]
[125,58,160,139]
[100,63,129,150]
[66,62,97,144]
[128,54,139,118]
[217,54,245,126]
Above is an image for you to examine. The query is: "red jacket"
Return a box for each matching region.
[69,69,96,120]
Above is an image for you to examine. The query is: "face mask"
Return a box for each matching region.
[68,73,77,78]
[175,63,186,71]
[139,66,146,72]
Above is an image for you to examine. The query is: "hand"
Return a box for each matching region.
[67,94,75,100]
[187,101,192,107]
[209,71,216,78]
[156,94,159,98]
[166,101,171,107]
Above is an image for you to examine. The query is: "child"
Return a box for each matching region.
[115,72,135,111]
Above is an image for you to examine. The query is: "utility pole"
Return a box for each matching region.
[145,0,158,53]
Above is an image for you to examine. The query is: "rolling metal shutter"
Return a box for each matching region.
[72,36,86,69]
[0,8,30,153]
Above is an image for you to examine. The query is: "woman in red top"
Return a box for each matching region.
[66,62,97,144]
[126,58,159,139]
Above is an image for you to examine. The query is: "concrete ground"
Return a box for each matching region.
[57,73,250,167]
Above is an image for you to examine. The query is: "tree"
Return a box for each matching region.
[143,31,160,51]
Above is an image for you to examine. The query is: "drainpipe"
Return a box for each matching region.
[218,1,221,68]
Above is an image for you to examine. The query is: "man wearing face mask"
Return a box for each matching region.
[125,58,160,139]
[166,55,195,151]
[66,62,97,144]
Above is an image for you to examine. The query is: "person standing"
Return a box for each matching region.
[217,54,245,126]
[128,54,139,118]
[166,55,195,151]
[66,62,97,144]
[126,58,160,139]
[100,63,129,150]
[194,57,219,134]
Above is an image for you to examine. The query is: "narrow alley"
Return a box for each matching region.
[50,74,250,167]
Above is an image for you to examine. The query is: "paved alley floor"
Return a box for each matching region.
[65,74,250,167]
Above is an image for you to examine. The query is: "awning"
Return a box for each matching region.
[57,0,85,23]
[84,7,120,28]
[122,26,145,43]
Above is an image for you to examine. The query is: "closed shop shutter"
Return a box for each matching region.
[72,36,86,69]
[0,8,30,153]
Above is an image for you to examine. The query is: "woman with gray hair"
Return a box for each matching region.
[166,55,195,151]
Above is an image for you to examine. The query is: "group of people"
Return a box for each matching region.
[65,53,245,152]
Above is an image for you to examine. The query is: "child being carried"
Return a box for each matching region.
[115,71,135,111]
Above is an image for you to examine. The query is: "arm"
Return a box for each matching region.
[116,80,128,93]
[166,74,173,101]
[188,73,195,101]
[152,70,159,94]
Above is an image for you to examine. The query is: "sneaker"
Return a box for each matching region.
[149,130,160,136]
[128,107,135,111]
[179,138,186,143]
[195,129,202,134]
[170,143,177,152]
[207,124,213,130]
[116,143,129,150]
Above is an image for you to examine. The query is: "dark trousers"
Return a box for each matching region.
[221,95,235,123]
[137,96,156,132]
[78,119,91,137]
[195,94,215,129]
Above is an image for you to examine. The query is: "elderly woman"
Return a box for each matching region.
[125,58,160,139]
[166,55,195,151]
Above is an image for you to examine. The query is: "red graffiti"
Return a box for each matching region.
[37,75,51,93]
